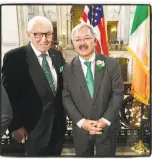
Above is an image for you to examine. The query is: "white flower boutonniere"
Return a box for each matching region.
[60,66,64,73]
[96,60,105,71]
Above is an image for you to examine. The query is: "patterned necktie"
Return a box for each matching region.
[41,54,56,95]
[84,61,94,98]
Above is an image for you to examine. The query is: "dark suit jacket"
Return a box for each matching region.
[0,84,13,138]
[62,53,124,138]
[2,43,66,148]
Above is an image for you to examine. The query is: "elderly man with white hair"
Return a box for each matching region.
[2,16,66,157]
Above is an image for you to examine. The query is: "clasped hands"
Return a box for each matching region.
[81,119,107,135]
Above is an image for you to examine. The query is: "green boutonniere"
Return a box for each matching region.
[96,60,105,71]
[60,66,64,73]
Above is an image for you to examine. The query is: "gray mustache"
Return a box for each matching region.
[79,45,88,49]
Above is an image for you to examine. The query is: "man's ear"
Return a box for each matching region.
[71,40,75,49]
[26,31,31,39]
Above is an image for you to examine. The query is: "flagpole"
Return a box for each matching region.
[91,5,94,25]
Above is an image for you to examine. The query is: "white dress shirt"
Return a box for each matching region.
[30,42,57,90]
[77,53,111,128]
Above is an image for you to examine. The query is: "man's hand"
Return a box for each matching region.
[81,120,102,134]
[96,119,107,129]
[12,127,28,143]
[89,119,107,135]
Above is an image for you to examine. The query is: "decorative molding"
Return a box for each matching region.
[16,6,28,46]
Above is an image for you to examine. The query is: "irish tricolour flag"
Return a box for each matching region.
[127,5,150,104]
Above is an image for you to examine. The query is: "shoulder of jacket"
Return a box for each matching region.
[4,46,26,57]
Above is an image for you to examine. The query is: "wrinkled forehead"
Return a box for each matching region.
[31,21,52,33]
[74,26,92,37]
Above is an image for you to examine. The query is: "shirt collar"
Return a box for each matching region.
[79,52,96,65]
[30,42,49,57]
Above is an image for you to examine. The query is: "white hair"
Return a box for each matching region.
[27,16,53,32]
[71,23,96,42]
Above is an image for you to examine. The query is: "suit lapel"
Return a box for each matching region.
[25,44,54,103]
[73,57,93,102]
[93,54,105,103]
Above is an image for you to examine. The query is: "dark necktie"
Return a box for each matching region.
[41,54,56,95]
[84,61,94,98]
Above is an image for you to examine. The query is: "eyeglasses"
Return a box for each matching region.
[31,32,53,39]
[74,37,93,44]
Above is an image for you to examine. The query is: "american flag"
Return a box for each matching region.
[82,5,109,56]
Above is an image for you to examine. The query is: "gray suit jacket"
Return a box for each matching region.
[1,84,13,138]
[62,54,124,137]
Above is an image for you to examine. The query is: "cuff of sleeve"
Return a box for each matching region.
[101,117,111,126]
[76,118,86,128]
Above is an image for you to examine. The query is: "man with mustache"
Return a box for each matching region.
[2,16,66,156]
[62,23,124,157]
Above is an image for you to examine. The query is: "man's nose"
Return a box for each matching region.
[41,34,47,41]
[80,39,86,44]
